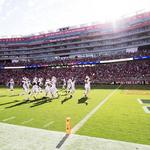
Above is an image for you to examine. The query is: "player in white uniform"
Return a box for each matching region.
[38,77,43,93]
[62,78,67,89]
[8,78,14,91]
[8,78,15,95]
[33,77,38,85]
[66,79,72,94]
[70,78,76,98]
[20,77,29,95]
[26,78,31,92]
[66,78,75,98]
[20,77,31,100]
[44,79,51,98]
[30,77,39,99]
[50,76,58,98]
[84,76,91,97]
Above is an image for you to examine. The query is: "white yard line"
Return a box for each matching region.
[2,116,16,122]
[72,85,121,134]
[43,121,54,128]
[21,118,33,125]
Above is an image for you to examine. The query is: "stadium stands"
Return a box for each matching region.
[0,58,149,85]
[0,11,150,61]
[0,11,150,85]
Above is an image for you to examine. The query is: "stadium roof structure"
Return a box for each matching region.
[0,10,150,39]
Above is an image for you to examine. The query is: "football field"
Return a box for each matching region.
[0,85,150,147]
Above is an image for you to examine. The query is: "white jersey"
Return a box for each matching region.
[67,79,72,90]
[9,80,14,85]
[63,79,66,86]
[84,78,91,89]
[33,77,38,85]
[71,80,75,89]
[50,78,58,94]
[22,80,27,89]
[26,79,31,89]
[51,79,56,89]
[48,77,58,98]
[51,77,57,89]
[32,84,39,93]
[22,79,30,92]
[9,79,14,90]
[45,80,50,86]
[84,76,91,97]
[38,78,43,86]
[85,81,90,87]
[45,80,51,93]
[70,80,75,93]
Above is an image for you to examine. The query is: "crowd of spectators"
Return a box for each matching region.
[0,59,150,86]
[0,49,150,86]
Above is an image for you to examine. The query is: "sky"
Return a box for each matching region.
[0,0,150,37]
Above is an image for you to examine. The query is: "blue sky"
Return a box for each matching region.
[0,0,150,37]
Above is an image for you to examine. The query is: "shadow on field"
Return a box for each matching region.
[5,97,49,109]
[78,97,88,105]
[9,94,19,97]
[61,96,72,104]
[0,100,19,106]
[5,100,30,108]
[30,97,52,108]
[0,95,7,97]
[60,93,68,96]
[56,134,69,149]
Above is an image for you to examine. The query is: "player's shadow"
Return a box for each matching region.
[60,93,67,96]
[30,97,52,108]
[0,100,19,106]
[9,94,19,97]
[78,97,88,105]
[56,134,69,149]
[5,100,30,108]
[0,95,7,97]
[61,96,72,104]
[5,97,46,109]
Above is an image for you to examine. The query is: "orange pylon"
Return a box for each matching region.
[66,117,71,134]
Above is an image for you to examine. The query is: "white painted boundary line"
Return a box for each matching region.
[72,85,121,134]
[21,118,33,125]
[143,106,150,114]
[137,98,143,104]
[43,121,54,128]
[2,116,16,122]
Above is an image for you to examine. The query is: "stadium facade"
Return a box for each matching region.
[0,11,150,62]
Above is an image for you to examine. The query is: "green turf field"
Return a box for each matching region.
[0,85,150,145]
